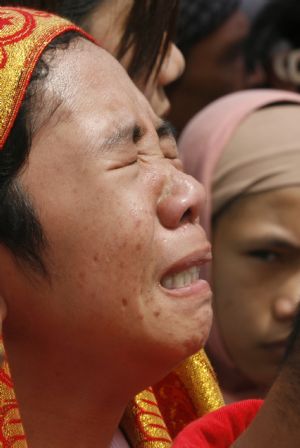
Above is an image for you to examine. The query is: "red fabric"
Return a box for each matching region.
[172,399,263,447]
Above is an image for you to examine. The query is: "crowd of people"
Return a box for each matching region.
[0,0,300,447]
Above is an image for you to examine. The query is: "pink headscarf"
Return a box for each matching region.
[179,89,300,402]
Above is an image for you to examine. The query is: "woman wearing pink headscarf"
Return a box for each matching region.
[179,89,300,404]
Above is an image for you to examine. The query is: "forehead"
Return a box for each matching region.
[38,37,153,131]
[24,37,159,183]
[221,187,300,232]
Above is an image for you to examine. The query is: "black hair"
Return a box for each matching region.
[0,31,80,275]
[175,0,240,56]
[7,0,178,83]
[117,0,178,82]
[246,0,300,74]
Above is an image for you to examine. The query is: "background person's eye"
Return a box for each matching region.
[247,249,280,262]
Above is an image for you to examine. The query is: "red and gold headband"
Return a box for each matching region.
[0,6,91,149]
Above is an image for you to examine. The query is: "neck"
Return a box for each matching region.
[5,340,132,448]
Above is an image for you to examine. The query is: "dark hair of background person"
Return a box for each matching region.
[245,0,300,75]
[8,0,178,83]
[0,31,80,276]
[175,0,241,56]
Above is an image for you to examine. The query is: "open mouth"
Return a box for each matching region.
[160,247,212,292]
[161,266,201,289]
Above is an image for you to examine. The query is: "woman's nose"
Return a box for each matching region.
[273,295,300,321]
[158,42,185,87]
[157,171,205,229]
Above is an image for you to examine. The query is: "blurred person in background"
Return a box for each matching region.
[246,0,300,91]
[180,89,300,404]
[241,0,270,21]
[167,0,250,134]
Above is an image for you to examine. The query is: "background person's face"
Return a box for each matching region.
[212,187,300,388]
[168,10,249,131]
[4,40,212,390]
[87,0,185,116]
[188,11,248,93]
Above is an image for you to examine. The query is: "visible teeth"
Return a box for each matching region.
[162,266,200,289]
[163,277,173,289]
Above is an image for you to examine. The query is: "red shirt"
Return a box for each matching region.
[172,399,263,447]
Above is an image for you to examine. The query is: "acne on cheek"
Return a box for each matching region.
[120,296,144,321]
[135,243,142,251]
[118,260,125,269]
[135,219,143,228]
[93,254,100,262]
[116,229,144,255]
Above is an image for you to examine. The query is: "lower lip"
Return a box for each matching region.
[161,278,212,299]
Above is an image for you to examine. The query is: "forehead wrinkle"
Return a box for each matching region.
[30,94,66,137]
[31,73,76,137]
[47,98,74,131]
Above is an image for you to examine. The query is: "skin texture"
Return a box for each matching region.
[0,39,212,447]
[168,10,249,132]
[212,187,300,390]
[87,0,185,116]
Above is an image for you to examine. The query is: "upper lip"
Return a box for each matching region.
[160,245,212,279]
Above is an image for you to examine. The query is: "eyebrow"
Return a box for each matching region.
[156,120,177,140]
[242,236,300,252]
[99,120,176,153]
[99,123,139,152]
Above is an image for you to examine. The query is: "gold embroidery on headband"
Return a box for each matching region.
[0,7,82,149]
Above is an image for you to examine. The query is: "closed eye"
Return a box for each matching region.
[133,125,144,144]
